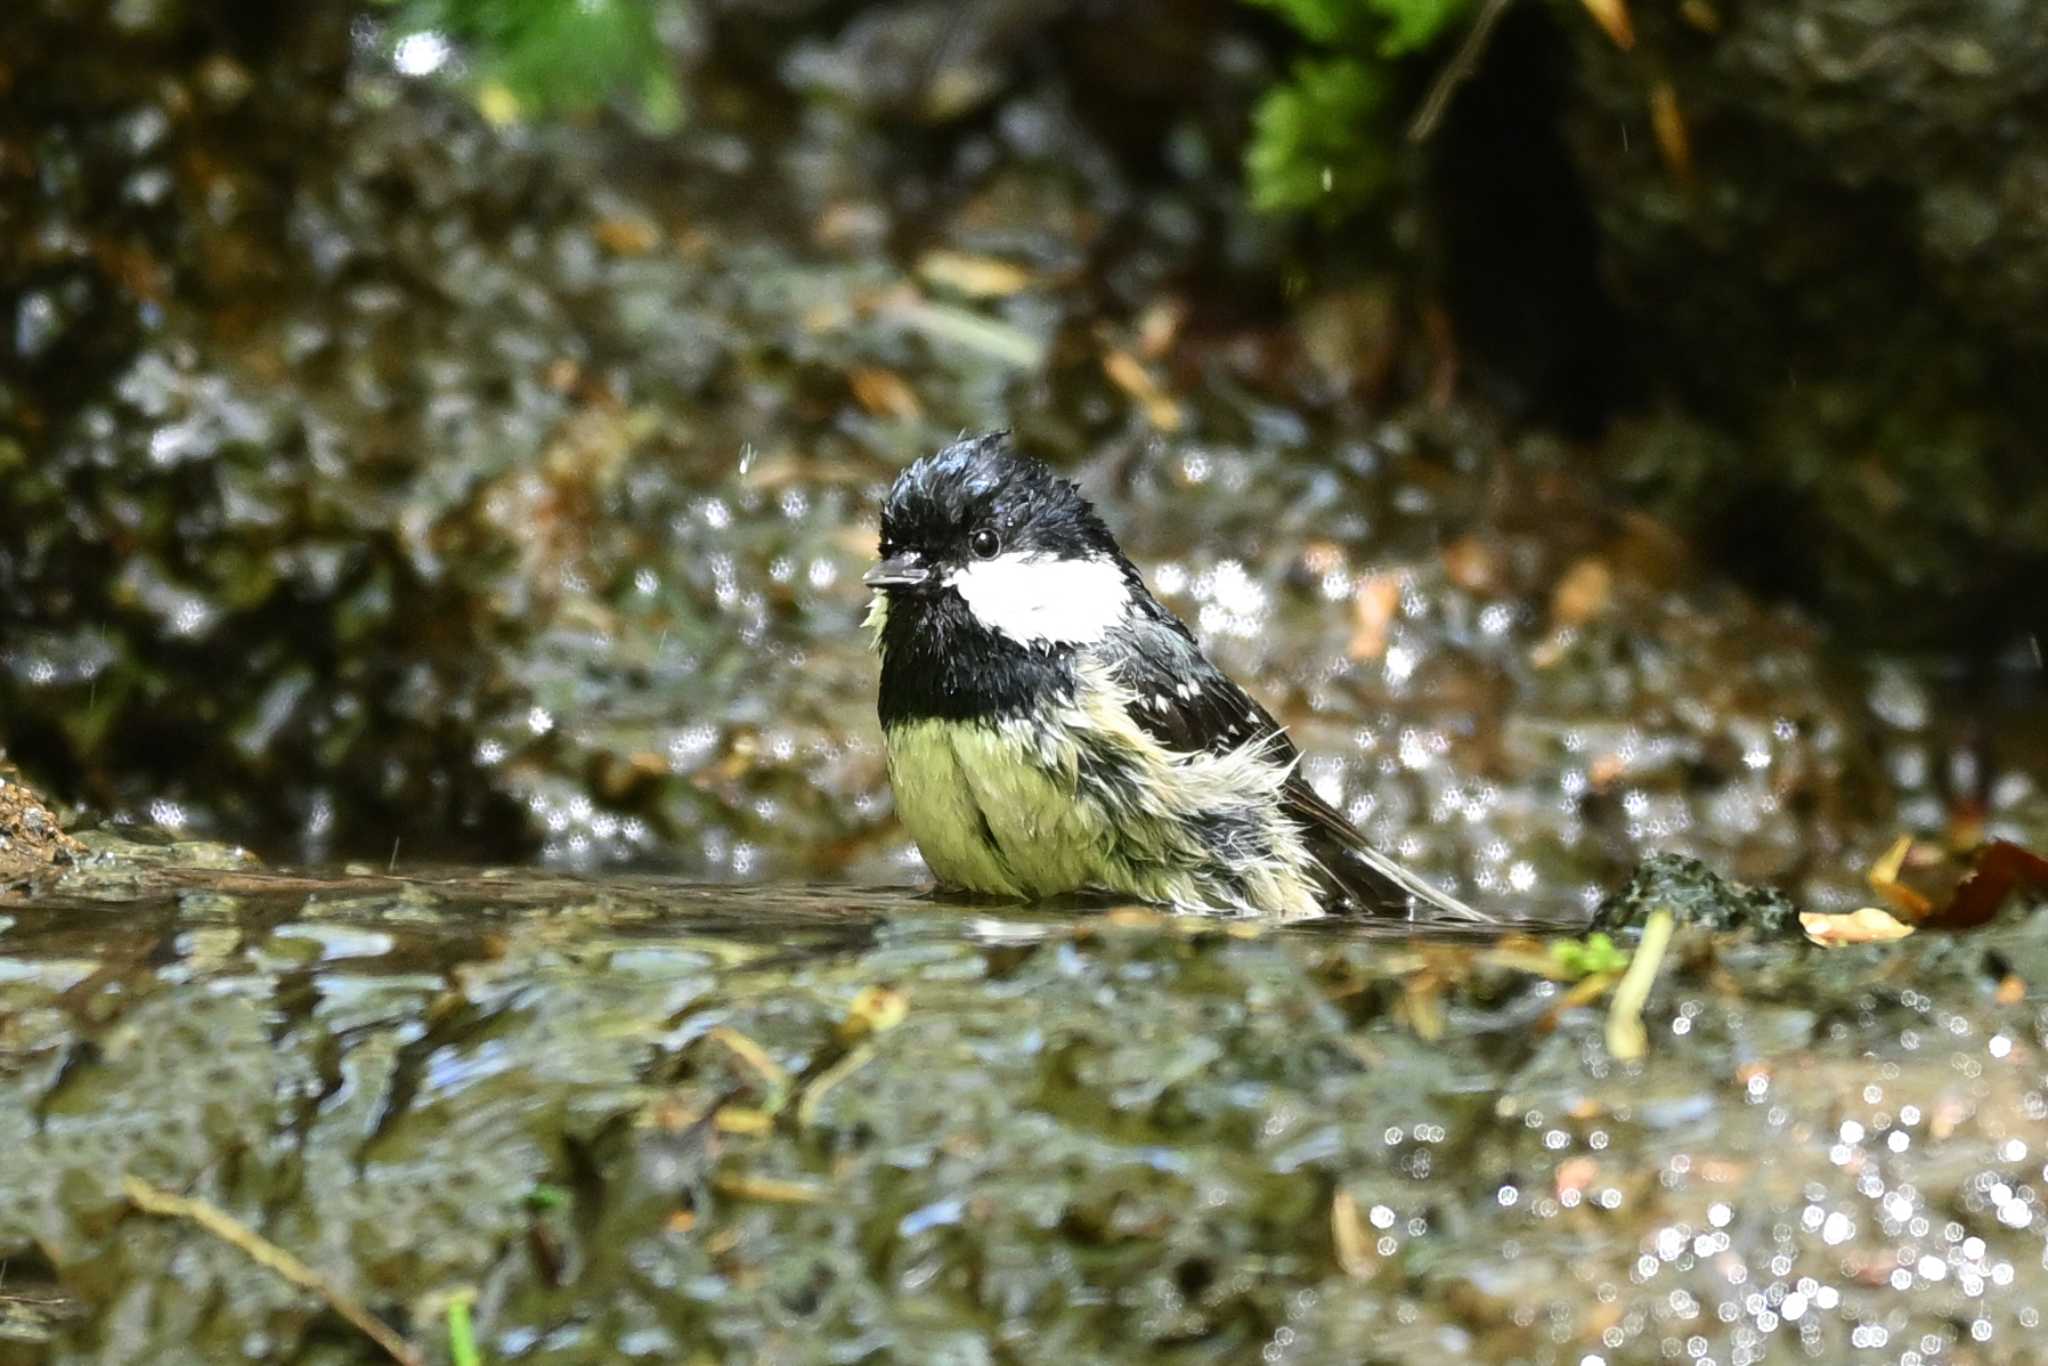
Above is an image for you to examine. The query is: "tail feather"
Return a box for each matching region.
[1284,776,1492,922]
[1310,834,1492,922]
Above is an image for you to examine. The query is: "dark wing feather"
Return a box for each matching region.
[1101,606,1490,922]
[1105,619,1283,759]
[1273,764,1492,922]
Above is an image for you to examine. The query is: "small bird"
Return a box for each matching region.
[864,432,1489,922]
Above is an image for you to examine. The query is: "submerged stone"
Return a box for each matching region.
[1593,851,1803,937]
[0,833,2043,1361]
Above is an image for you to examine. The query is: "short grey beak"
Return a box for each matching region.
[863,554,929,588]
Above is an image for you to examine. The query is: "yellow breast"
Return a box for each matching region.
[883,718,1115,898]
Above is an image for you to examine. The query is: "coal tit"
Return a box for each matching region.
[865,432,1489,922]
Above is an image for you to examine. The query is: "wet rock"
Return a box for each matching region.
[1,858,2045,1360]
[0,769,83,885]
[1541,0,2048,640]
[1592,851,1802,937]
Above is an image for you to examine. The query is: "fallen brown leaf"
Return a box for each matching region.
[800,298,853,335]
[647,1094,707,1132]
[848,366,923,421]
[712,1173,826,1205]
[1551,557,1613,629]
[1928,1097,1969,1139]
[1649,80,1693,185]
[1534,969,1619,1033]
[592,215,661,256]
[1331,1191,1377,1280]
[1441,535,1499,593]
[1348,574,1402,661]
[1679,0,1722,32]
[841,984,909,1042]
[1922,839,2048,930]
[706,1025,790,1092]
[1400,967,1448,1042]
[713,1106,775,1136]
[1555,1156,1599,1196]
[1136,297,1188,360]
[1301,540,1347,580]
[916,250,1034,298]
[812,201,888,250]
[1579,0,1635,49]
[1801,906,1915,948]
[1867,834,1935,919]
[1101,349,1183,432]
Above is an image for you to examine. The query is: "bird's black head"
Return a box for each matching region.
[868,432,1119,590]
[867,433,1142,725]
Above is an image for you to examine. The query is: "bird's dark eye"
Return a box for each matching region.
[970,527,1001,559]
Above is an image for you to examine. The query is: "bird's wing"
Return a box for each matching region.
[1270,758,1494,922]
[1100,611,1285,759]
[1100,608,1491,922]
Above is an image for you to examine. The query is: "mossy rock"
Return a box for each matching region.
[1543,0,2048,640]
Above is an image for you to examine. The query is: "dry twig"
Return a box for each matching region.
[1409,0,1518,143]
[122,1174,421,1366]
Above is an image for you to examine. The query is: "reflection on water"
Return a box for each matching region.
[1,841,2044,1361]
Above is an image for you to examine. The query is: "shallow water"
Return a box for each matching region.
[3,836,2045,1363]
[6,6,2048,1360]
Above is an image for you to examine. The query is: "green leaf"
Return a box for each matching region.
[524,1181,571,1210]
[1550,932,1632,979]
[1245,57,1392,217]
[1246,0,1473,54]
[379,0,682,123]
[1369,0,1473,55]
[448,1293,481,1366]
[1246,0,1367,45]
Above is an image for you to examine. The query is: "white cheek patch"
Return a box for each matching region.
[949,552,1132,646]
